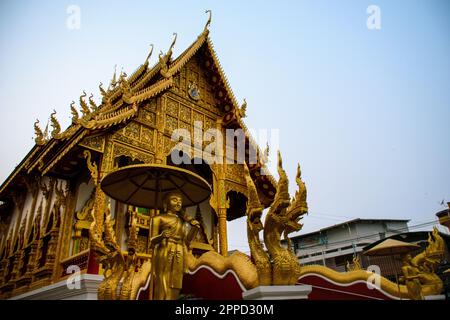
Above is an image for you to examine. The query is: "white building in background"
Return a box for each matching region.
[287,219,410,272]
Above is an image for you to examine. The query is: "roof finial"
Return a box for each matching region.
[89,93,98,112]
[168,32,177,58]
[110,64,117,89]
[34,119,45,145]
[70,101,79,123]
[99,82,107,97]
[145,44,154,64]
[79,90,90,117]
[50,109,61,137]
[204,10,212,32]
[159,34,177,78]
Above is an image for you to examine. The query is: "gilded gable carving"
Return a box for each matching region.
[226,164,246,185]
[137,108,156,127]
[124,122,141,141]
[163,136,178,156]
[79,135,105,153]
[143,100,157,113]
[113,143,154,164]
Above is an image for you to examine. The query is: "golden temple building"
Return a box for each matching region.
[0,13,446,301]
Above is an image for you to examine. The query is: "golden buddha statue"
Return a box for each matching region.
[149,192,200,300]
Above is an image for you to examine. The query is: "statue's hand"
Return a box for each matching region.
[190,219,201,228]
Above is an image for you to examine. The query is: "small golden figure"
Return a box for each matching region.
[150,192,200,300]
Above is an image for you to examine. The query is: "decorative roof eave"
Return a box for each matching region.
[0,145,40,196]
[53,124,82,141]
[125,77,174,105]
[81,104,138,130]
[26,140,58,174]
[127,61,148,86]
[132,63,162,92]
[41,130,88,176]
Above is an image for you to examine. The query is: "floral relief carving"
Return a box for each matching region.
[179,104,192,123]
[165,115,178,135]
[166,98,179,117]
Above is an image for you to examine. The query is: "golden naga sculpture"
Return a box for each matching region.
[298,227,446,300]
[244,163,271,285]
[245,151,308,286]
[90,204,151,300]
[399,227,445,299]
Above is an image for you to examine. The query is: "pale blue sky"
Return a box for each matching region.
[0,1,449,252]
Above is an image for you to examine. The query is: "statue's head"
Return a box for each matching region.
[163,192,183,214]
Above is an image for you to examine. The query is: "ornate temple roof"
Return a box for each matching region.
[0,13,277,205]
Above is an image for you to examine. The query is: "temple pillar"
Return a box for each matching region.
[215,119,228,256]
[218,209,228,256]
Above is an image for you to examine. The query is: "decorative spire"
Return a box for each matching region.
[70,101,79,123]
[50,109,61,137]
[119,70,132,102]
[79,90,90,117]
[159,33,177,78]
[99,82,111,106]
[204,10,212,33]
[145,44,154,64]
[168,32,177,60]
[110,64,118,89]
[88,93,98,112]
[33,119,45,145]
[99,82,107,97]
[43,121,49,141]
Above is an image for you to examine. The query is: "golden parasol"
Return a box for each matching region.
[364,239,420,257]
[100,164,211,209]
[364,238,421,299]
